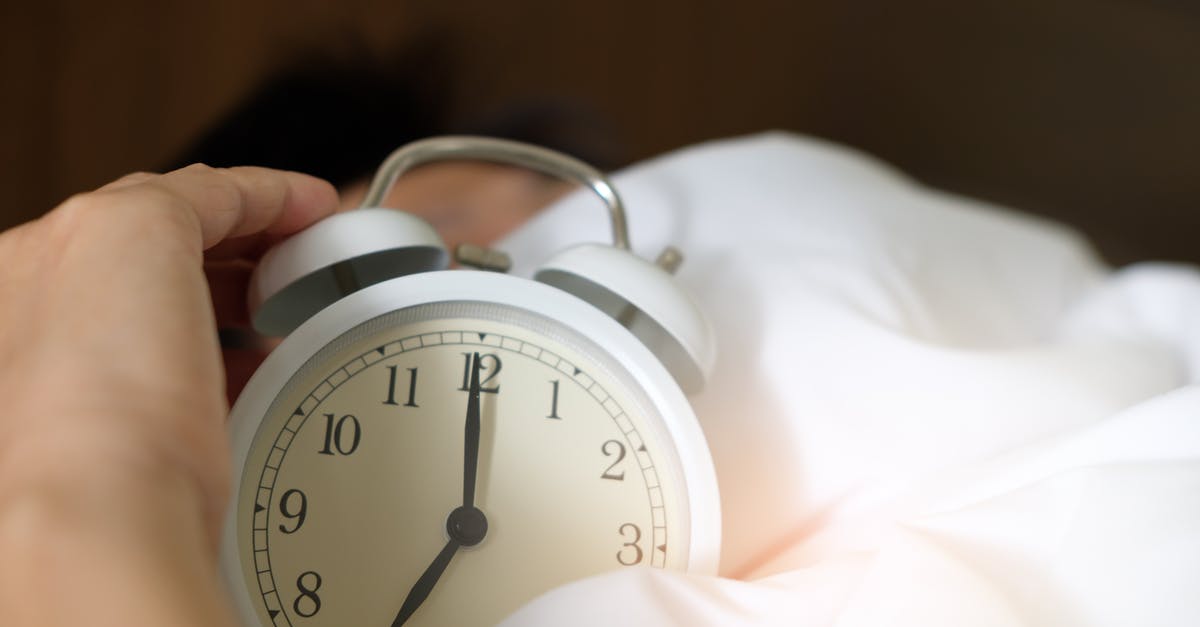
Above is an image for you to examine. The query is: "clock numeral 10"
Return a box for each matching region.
[617,523,644,566]
[318,413,361,456]
[293,571,322,618]
[383,365,419,407]
[459,353,501,393]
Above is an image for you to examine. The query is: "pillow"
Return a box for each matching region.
[496,133,1200,626]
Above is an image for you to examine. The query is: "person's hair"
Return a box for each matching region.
[169,47,623,186]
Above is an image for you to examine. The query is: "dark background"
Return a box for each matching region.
[2,0,1196,265]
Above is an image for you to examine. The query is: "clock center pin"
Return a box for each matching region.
[446,505,489,546]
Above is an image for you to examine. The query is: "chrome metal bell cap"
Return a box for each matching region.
[535,243,716,394]
[249,208,448,336]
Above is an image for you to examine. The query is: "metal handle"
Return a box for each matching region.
[361,136,631,250]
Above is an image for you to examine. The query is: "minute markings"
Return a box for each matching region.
[252,322,669,622]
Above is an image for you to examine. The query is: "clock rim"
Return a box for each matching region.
[219,269,721,624]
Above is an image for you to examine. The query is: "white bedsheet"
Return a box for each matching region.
[494,133,1200,626]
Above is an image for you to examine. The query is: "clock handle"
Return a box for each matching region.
[364,139,716,393]
[361,136,632,251]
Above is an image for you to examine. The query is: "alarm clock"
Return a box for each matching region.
[218,136,721,626]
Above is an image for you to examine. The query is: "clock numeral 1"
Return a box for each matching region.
[547,379,562,419]
[458,353,501,393]
[318,413,361,456]
[383,365,419,407]
[600,439,626,481]
[293,571,322,618]
[617,523,644,566]
[277,488,307,534]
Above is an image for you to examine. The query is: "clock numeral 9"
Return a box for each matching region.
[616,523,644,566]
[601,439,626,481]
[277,489,307,534]
[293,571,322,618]
[318,413,361,456]
[459,353,501,393]
[383,365,419,408]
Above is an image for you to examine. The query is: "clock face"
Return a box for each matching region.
[235,301,689,626]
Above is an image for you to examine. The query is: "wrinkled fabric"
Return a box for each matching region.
[495,133,1200,626]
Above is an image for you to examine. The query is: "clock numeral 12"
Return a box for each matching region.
[318,413,361,456]
[383,365,419,407]
[458,353,501,393]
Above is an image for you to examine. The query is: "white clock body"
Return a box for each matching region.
[219,270,721,626]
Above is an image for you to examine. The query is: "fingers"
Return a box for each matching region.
[82,164,338,253]
[164,164,339,247]
[98,171,158,191]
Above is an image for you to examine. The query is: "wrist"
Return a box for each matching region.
[0,428,236,627]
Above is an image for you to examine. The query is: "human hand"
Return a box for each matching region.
[0,165,337,627]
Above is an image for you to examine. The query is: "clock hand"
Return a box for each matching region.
[391,538,461,627]
[462,352,482,508]
[391,356,491,626]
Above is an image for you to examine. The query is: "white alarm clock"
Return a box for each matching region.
[219,137,721,626]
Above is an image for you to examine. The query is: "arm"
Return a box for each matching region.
[0,165,338,626]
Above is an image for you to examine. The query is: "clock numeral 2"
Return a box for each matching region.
[459,353,501,393]
[601,439,626,481]
[617,523,644,566]
[318,413,361,456]
[383,365,419,407]
[293,571,322,618]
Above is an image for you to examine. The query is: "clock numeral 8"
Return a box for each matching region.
[293,571,322,618]
[318,413,361,456]
[616,523,644,566]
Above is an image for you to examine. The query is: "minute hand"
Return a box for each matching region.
[462,352,482,508]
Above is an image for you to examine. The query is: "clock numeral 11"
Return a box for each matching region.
[383,365,419,407]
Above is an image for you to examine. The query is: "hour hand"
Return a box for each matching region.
[391,538,460,627]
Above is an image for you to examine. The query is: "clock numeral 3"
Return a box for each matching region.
[383,365,419,408]
[616,523,644,566]
[277,489,307,534]
[458,353,501,393]
[318,413,361,456]
[293,571,322,618]
[600,439,626,481]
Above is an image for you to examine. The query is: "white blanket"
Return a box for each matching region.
[495,133,1200,626]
